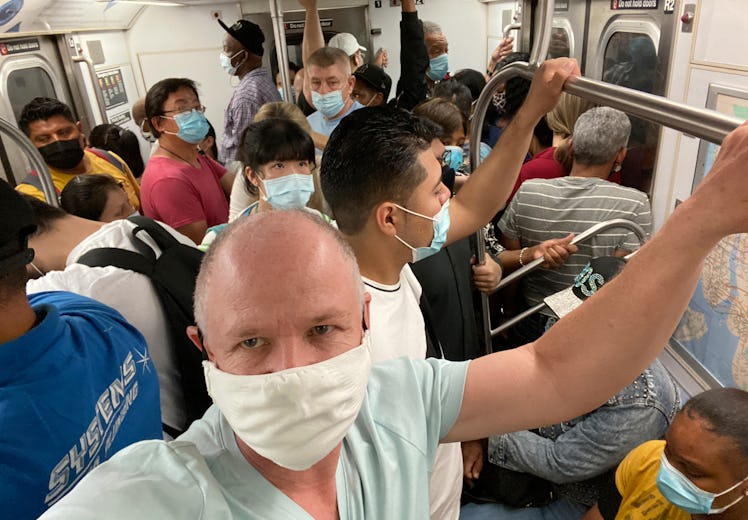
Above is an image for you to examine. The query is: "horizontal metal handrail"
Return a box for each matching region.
[0,117,58,206]
[495,218,647,292]
[491,249,638,338]
[470,63,742,172]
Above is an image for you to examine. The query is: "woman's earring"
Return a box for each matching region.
[612,162,622,173]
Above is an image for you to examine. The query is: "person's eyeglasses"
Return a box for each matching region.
[161,105,206,116]
[439,150,450,166]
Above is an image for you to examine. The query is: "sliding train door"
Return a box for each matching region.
[585,0,678,195]
[0,36,73,184]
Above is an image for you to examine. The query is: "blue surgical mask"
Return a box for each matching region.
[278,87,296,104]
[393,199,451,262]
[220,50,245,76]
[428,53,449,82]
[311,90,346,119]
[656,452,748,515]
[162,109,210,144]
[479,142,491,162]
[260,173,315,210]
[444,146,464,172]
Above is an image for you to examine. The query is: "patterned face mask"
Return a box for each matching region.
[492,90,507,113]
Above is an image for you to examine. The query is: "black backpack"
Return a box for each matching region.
[76,215,211,437]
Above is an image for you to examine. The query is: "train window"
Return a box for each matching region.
[547,27,571,59]
[602,33,658,94]
[7,67,56,121]
[601,33,660,195]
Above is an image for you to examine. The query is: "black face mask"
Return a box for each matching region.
[38,138,85,170]
[441,164,456,195]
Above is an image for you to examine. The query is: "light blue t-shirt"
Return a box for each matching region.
[39,357,469,519]
[307,101,363,137]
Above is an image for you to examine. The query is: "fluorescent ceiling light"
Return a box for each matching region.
[96,0,187,6]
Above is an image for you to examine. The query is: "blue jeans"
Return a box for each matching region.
[460,498,588,520]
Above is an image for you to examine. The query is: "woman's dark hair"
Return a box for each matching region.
[200,120,219,160]
[432,79,473,121]
[495,52,531,119]
[60,174,123,221]
[237,118,316,196]
[89,124,145,178]
[452,69,486,101]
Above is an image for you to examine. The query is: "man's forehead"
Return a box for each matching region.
[28,115,76,136]
[166,88,198,105]
[224,34,241,50]
[204,223,358,313]
[309,64,347,81]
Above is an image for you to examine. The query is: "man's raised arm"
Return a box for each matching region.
[444,121,748,441]
[446,58,579,244]
[300,0,324,66]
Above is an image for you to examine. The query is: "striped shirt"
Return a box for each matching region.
[498,176,652,314]
[219,68,281,163]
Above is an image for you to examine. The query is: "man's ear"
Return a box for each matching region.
[616,147,628,164]
[374,202,401,237]
[76,121,89,147]
[187,325,204,352]
[375,92,385,106]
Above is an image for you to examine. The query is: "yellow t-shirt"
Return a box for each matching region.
[16,149,141,210]
[615,440,691,520]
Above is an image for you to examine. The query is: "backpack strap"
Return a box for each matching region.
[87,147,126,173]
[127,215,182,253]
[20,171,61,195]
[76,247,155,276]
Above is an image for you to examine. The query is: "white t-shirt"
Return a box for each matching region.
[27,219,196,436]
[362,264,463,520]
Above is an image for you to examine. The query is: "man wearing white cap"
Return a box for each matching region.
[328,32,366,72]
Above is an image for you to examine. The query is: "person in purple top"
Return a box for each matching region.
[217,18,281,163]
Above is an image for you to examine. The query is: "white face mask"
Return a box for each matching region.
[203,333,372,471]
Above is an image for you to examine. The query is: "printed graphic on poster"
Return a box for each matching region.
[97,69,128,110]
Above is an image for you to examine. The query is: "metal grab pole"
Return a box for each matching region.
[269,0,292,103]
[0,117,58,206]
[71,56,108,125]
[495,218,648,292]
[503,23,521,39]
[491,250,638,337]
[529,0,555,67]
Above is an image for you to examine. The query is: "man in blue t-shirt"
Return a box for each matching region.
[306,46,363,139]
[0,179,162,519]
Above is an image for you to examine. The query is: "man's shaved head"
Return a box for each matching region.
[194,210,363,339]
